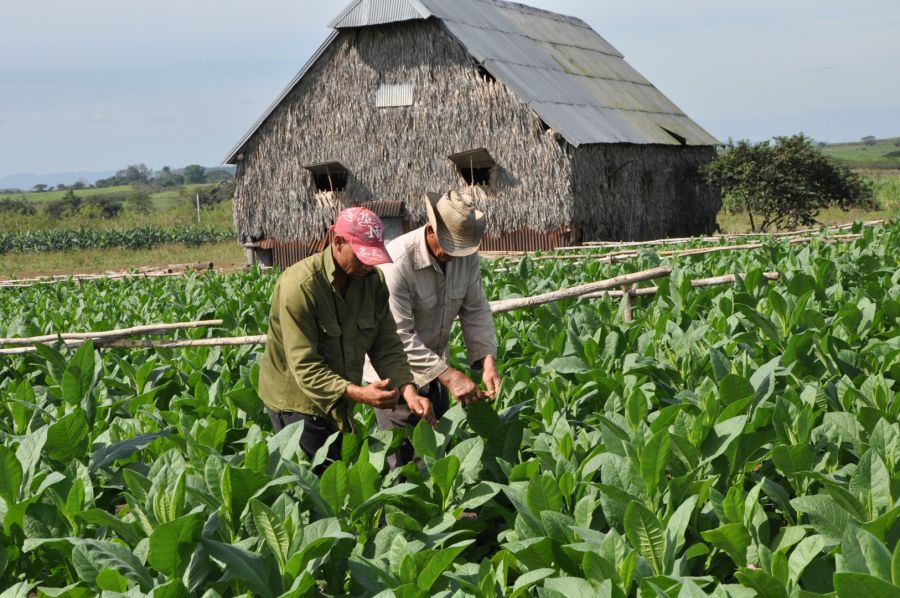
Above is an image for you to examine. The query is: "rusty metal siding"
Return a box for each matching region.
[265,238,330,269]
[480,227,575,252]
[262,225,574,268]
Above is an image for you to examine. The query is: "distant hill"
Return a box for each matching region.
[0,170,117,191]
[0,165,235,191]
[821,136,900,170]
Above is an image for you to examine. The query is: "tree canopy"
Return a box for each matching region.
[703,133,873,232]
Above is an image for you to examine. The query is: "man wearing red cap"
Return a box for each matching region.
[259,207,432,463]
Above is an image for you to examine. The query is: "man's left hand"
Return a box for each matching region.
[482,356,502,399]
[402,385,437,427]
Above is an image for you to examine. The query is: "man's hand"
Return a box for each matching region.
[437,367,484,405]
[345,379,399,409]
[402,384,436,427]
[482,355,502,399]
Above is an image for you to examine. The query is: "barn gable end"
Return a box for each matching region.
[228,0,721,264]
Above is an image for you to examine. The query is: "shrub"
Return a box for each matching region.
[0,198,36,216]
[703,133,874,231]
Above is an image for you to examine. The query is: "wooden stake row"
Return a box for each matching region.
[0,267,788,354]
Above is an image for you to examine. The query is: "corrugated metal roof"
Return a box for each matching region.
[226,0,717,163]
[375,83,415,107]
[329,0,431,28]
[420,0,718,146]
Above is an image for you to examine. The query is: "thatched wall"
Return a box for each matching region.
[233,20,573,243]
[572,144,720,241]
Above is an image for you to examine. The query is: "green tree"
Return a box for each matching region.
[115,163,150,184]
[182,164,207,184]
[703,133,874,232]
[32,183,48,192]
[125,191,152,213]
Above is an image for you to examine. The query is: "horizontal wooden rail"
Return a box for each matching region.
[531,234,862,263]
[488,267,672,314]
[0,268,672,354]
[583,272,780,299]
[0,262,244,288]
[578,219,887,249]
[0,320,224,352]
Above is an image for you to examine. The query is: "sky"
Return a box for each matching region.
[1,0,898,178]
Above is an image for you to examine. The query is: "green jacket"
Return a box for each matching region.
[258,248,414,431]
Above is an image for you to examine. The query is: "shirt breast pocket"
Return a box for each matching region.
[357,313,378,348]
[450,286,467,316]
[412,290,438,329]
[318,320,342,357]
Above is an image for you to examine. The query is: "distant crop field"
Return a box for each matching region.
[0,183,219,208]
[0,185,132,203]
[821,137,900,169]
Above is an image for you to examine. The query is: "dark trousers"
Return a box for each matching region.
[266,409,342,464]
[375,382,450,469]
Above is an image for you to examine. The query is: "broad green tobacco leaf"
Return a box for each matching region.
[319,461,349,515]
[772,444,813,477]
[412,420,438,459]
[791,494,854,541]
[840,526,892,581]
[624,501,666,576]
[199,538,280,598]
[148,511,205,578]
[0,445,23,504]
[833,572,899,598]
[734,568,787,598]
[788,534,829,584]
[526,475,562,515]
[44,408,89,462]
[417,540,472,592]
[640,430,671,500]
[701,523,751,567]
[850,449,891,518]
[70,539,153,592]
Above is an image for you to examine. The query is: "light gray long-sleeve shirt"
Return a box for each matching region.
[366,227,497,388]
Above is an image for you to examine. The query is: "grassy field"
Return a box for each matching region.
[0,241,247,280]
[0,183,220,209]
[716,204,896,234]
[821,136,900,169]
[0,198,234,232]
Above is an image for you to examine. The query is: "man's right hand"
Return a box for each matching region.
[437,367,484,405]
[345,379,399,409]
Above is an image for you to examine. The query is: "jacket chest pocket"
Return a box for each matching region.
[357,313,378,351]
[318,320,343,363]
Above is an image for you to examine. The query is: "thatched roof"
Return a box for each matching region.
[225,0,717,164]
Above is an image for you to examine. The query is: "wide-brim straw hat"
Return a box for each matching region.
[425,188,487,257]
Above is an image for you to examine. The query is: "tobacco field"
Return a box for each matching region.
[0,222,898,597]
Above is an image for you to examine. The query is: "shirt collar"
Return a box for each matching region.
[412,227,441,272]
[323,245,338,280]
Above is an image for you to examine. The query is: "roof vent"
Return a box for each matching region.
[660,126,687,146]
[375,83,414,108]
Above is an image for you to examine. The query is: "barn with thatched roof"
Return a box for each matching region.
[226,0,720,266]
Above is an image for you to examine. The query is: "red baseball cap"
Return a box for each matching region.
[333,207,393,266]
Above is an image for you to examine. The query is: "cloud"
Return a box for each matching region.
[85,113,115,124]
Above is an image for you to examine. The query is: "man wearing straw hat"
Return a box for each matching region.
[259,207,430,465]
[371,187,502,468]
